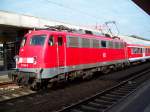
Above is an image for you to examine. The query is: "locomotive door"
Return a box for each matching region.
[56,35,66,67]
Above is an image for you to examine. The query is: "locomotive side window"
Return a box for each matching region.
[82,38,90,48]
[21,37,27,47]
[115,42,119,48]
[93,39,99,48]
[118,42,121,49]
[108,41,113,48]
[30,35,46,46]
[101,40,107,48]
[58,36,63,46]
[48,35,54,46]
[67,36,79,48]
[120,42,123,48]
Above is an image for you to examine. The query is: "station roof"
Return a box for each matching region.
[132,0,150,15]
[0,10,99,32]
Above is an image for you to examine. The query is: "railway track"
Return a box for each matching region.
[0,81,17,87]
[0,81,20,91]
[58,68,150,112]
[0,81,35,102]
[0,63,150,112]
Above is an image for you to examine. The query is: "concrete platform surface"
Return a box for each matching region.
[108,77,150,112]
[0,71,9,76]
[0,75,10,83]
[0,71,11,83]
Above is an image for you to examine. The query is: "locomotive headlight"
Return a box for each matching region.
[14,55,19,63]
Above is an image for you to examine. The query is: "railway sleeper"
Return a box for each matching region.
[119,86,136,90]
[94,99,114,105]
[105,93,123,99]
[109,91,127,96]
[116,87,135,91]
[99,96,118,102]
[80,105,104,112]
[88,102,108,108]
[121,84,137,87]
[71,109,84,112]
[114,89,132,94]
[123,82,137,87]
[118,85,136,90]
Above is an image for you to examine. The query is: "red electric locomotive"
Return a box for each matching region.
[9,26,129,89]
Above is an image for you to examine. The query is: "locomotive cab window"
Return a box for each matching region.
[48,35,54,46]
[30,35,46,46]
[58,36,63,46]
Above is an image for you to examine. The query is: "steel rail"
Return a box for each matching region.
[58,69,150,112]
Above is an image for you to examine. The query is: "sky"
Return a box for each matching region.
[0,0,150,39]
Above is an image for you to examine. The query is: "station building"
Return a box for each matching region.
[0,10,100,70]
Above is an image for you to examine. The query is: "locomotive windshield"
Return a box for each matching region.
[30,35,46,46]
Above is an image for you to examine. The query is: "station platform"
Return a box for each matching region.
[0,71,11,83]
[108,77,150,112]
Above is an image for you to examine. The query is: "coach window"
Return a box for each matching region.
[48,35,54,46]
[139,48,141,53]
[58,36,63,46]
[133,48,138,54]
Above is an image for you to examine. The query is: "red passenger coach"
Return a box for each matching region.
[127,44,145,62]
[127,44,150,62]
[9,28,129,89]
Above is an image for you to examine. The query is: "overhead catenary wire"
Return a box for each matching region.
[44,0,120,35]
[44,0,101,21]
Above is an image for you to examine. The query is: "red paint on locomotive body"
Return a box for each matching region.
[18,30,127,70]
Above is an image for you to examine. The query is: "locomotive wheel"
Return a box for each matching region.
[41,80,49,89]
[82,71,93,80]
[101,67,111,74]
[30,81,41,91]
